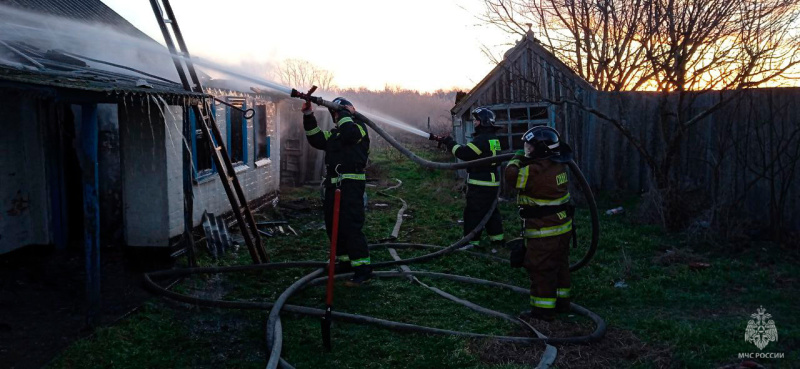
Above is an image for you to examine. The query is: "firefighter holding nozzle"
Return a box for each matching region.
[302,97,373,286]
[505,126,574,321]
[439,108,506,249]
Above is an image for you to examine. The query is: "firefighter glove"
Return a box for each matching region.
[301,101,313,115]
[441,136,455,147]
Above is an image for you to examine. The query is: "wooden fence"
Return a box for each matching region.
[559,88,800,230]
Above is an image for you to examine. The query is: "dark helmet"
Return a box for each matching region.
[471,107,499,129]
[329,97,354,120]
[521,126,561,158]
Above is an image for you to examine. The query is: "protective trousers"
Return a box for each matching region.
[524,232,571,317]
[464,184,504,246]
[324,180,370,268]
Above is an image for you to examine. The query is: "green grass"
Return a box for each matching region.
[49,146,799,369]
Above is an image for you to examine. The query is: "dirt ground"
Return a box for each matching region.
[470,317,674,368]
[0,245,172,369]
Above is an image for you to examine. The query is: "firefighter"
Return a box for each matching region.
[302,97,372,286]
[505,126,573,321]
[441,107,504,248]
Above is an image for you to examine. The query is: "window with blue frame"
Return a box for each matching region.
[254,104,270,161]
[189,103,217,180]
[227,98,247,165]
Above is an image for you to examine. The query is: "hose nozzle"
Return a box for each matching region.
[289,85,343,111]
[428,133,448,149]
[290,85,319,102]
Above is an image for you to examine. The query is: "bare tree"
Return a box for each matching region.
[274,58,336,91]
[481,0,800,229]
[480,0,654,91]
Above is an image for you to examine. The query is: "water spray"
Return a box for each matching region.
[291,86,443,140]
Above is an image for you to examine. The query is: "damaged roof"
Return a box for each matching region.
[0,64,202,97]
[0,44,202,97]
[0,0,153,41]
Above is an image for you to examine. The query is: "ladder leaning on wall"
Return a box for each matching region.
[148,0,268,264]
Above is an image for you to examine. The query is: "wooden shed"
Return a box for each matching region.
[451,30,595,158]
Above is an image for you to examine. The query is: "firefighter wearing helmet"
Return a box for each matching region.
[504,125,574,321]
[302,97,372,286]
[441,107,505,249]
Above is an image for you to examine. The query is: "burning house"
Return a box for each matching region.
[0,0,283,256]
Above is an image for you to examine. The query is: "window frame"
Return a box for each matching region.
[480,102,554,150]
[189,103,218,182]
[254,103,271,163]
[225,98,248,166]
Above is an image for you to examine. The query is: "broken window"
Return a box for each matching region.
[530,106,548,121]
[254,104,270,161]
[190,105,216,179]
[486,104,553,150]
[227,98,246,165]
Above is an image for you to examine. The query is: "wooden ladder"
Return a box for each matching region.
[149,0,267,263]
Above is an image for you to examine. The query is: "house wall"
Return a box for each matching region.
[170,94,282,236]
[118,99,171,246]
[0,88,283,251]
[0,94,50,253]
[121,93,281,246]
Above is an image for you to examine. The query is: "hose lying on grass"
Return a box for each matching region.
[143,114,604,368]
[144,188,605,368]
[380,182,557,369]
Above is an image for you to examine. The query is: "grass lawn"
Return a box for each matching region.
[49,146,799,369]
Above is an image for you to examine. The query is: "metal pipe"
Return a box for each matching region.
[213,97,255,119]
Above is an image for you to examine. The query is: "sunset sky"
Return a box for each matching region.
[100,0,517,92]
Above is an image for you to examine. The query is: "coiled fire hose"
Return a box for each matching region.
[143,93,604,368]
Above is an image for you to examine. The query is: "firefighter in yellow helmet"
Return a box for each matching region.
[505,126,573,321]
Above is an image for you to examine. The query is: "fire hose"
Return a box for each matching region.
[143,88,604,368]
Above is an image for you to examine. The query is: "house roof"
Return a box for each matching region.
[0,0,153,41]
[0,64,203,99]
[0,1,202,98]
[0,44,202,98]
[451,30,594,116]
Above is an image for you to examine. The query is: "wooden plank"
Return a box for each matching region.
[79,103,101,324]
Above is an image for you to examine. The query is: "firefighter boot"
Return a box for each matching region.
[344,265,373,287]
[334,261,352,274]
[519,309,555,322]
[490,239,505,250]
[556,295,571,314]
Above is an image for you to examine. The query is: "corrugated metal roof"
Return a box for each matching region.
[0,0,152,40]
